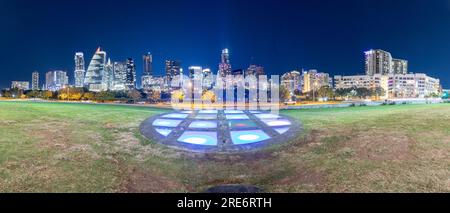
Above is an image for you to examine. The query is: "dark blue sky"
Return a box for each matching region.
[0,0,449,88]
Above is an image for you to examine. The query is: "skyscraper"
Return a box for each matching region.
[281,70,302,96]
[392,59,408,74]
[103,58,114,90]
[218,48,232,77]
[202,68,213,89]
[125,57,136,90]
[188,66,202,79]
[365,49,392,75]
[143,52,153,76]
[365,49,408,75]
[74,52,85,88]
[165,60,182,82]
[246,65,265,76]
[303,70,332,93]
[113,61,127,91]
[142,53,153,91]
[32,71,39,90]
[84,47,107,91]
[46,70,68,91]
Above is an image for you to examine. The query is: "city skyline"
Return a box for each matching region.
[1,0,450,88]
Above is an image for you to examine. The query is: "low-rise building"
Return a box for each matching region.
[11,81,30,90]
[334,73,441,99]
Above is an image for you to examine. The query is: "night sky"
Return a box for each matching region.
[1,0,450,88]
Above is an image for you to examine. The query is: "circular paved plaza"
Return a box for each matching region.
[140,110,303,153]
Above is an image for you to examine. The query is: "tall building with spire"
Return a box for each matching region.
[218,48,232,77]
[32,71,39,90]
[142,52,153,91]
[74,52,85,88]
[84,47,107,91]
[143,52,152,76]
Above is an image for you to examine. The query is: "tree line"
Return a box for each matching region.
[279,85,388,102]
[0,87,169,103]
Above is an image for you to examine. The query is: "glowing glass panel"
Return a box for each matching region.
[177,131,217,146]
[189,121,217,129]
[274,127,290,134]
[155,128,172,136]
[224,110,244,114]
[255,114,280,119]
[198,110,218,114]
[162,113,189,119]
[152,119,182,127]
[261,119,291,127]
[226,114,249,120]
[228,120,258,129]
[230,130,271,145]
[195,114,217,120]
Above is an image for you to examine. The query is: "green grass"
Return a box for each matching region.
[0,101,449,192]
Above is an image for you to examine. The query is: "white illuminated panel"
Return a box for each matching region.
[261,119,291,127]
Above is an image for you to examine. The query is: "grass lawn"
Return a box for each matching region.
[0,101,449,192]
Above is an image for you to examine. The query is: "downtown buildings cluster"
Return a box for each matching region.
[9,48,266,95]
[281,49,442,100]
[7,48,443,101]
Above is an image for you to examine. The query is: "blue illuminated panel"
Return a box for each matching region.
[261,119,291,127]
[226,114,249,120]
[198,110,218,114]
[179,110,194,114]
[230,130,271,145]
[152,119,182,127]
[274,127,290,134]
[224,110,244,114]
[195,114,217,120]
[162,113,189,119]
[177,131,217,146]
[189,121,217,129]
[249,111,262,114]
[155,128,172,136]
[255,113,281,119]
[228,120,258,129]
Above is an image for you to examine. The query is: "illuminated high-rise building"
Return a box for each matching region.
[46,70,68,91]
[113,61,127,91]
[84,47,107,91]
[246,65,265,76]
[143,52,152,76]
[188,66,202,79]
[281,70,302,96]
[218,48,232,77]
[392,59,408,74]
[142,52,153,91]
[103,58,114,90]
[32,71,39,90]
[365,49,408,75]
[74,52,85,88]
[202,68,213,89]
[303,70,332,93]
[125,57,136,90]
[165,60,182,82]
